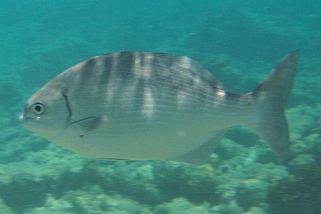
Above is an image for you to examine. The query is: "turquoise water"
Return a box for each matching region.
[0,0,320,213]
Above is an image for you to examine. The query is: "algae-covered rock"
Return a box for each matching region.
[267,162,321,214]
[215,160,288,211]
[92,161,161,205]
[153,162,218,203]
[287,105,320,142]
[0,197,13,214]
[0,143,86,213]
[211,200,244,214]
[154,198,210,214]
[242,206,266,214]
[62,186,151,214]
[27,186,151,214]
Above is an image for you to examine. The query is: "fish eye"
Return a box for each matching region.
[31,102,46,115]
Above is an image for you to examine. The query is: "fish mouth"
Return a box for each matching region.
[19,112,63,140]
[19,112,33,123]
[19,112,42,124]
[19,105,38,123]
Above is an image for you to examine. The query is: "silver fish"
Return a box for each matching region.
[21,51,299,162]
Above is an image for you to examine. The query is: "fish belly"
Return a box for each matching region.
[54,110,238,160]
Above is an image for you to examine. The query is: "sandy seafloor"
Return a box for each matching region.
[0,1,320,213]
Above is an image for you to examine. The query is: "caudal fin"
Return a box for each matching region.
[250,50,299,158]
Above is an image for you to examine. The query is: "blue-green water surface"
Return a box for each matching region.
[0,1,320,213]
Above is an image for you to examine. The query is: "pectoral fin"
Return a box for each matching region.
[70,115,108,132]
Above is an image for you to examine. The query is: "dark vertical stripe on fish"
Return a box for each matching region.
[118,52,136,81]
[98,56,112,86]
[62,94,72,122]
[79,57,97,86]
[135,77,146,112]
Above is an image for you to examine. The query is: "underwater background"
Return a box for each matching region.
[0,0,320,213]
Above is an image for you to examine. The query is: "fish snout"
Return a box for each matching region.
[19,112,24,121]
[19,105,39,123]
[19,105,28,122]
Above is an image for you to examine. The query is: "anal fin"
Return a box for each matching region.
[173,131,226,164]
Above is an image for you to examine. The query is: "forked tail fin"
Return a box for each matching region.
[250,50,299,158]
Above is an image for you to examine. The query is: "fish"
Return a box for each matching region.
[21,51,299,163]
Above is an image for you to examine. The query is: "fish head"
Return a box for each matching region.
[21,82,70,140]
